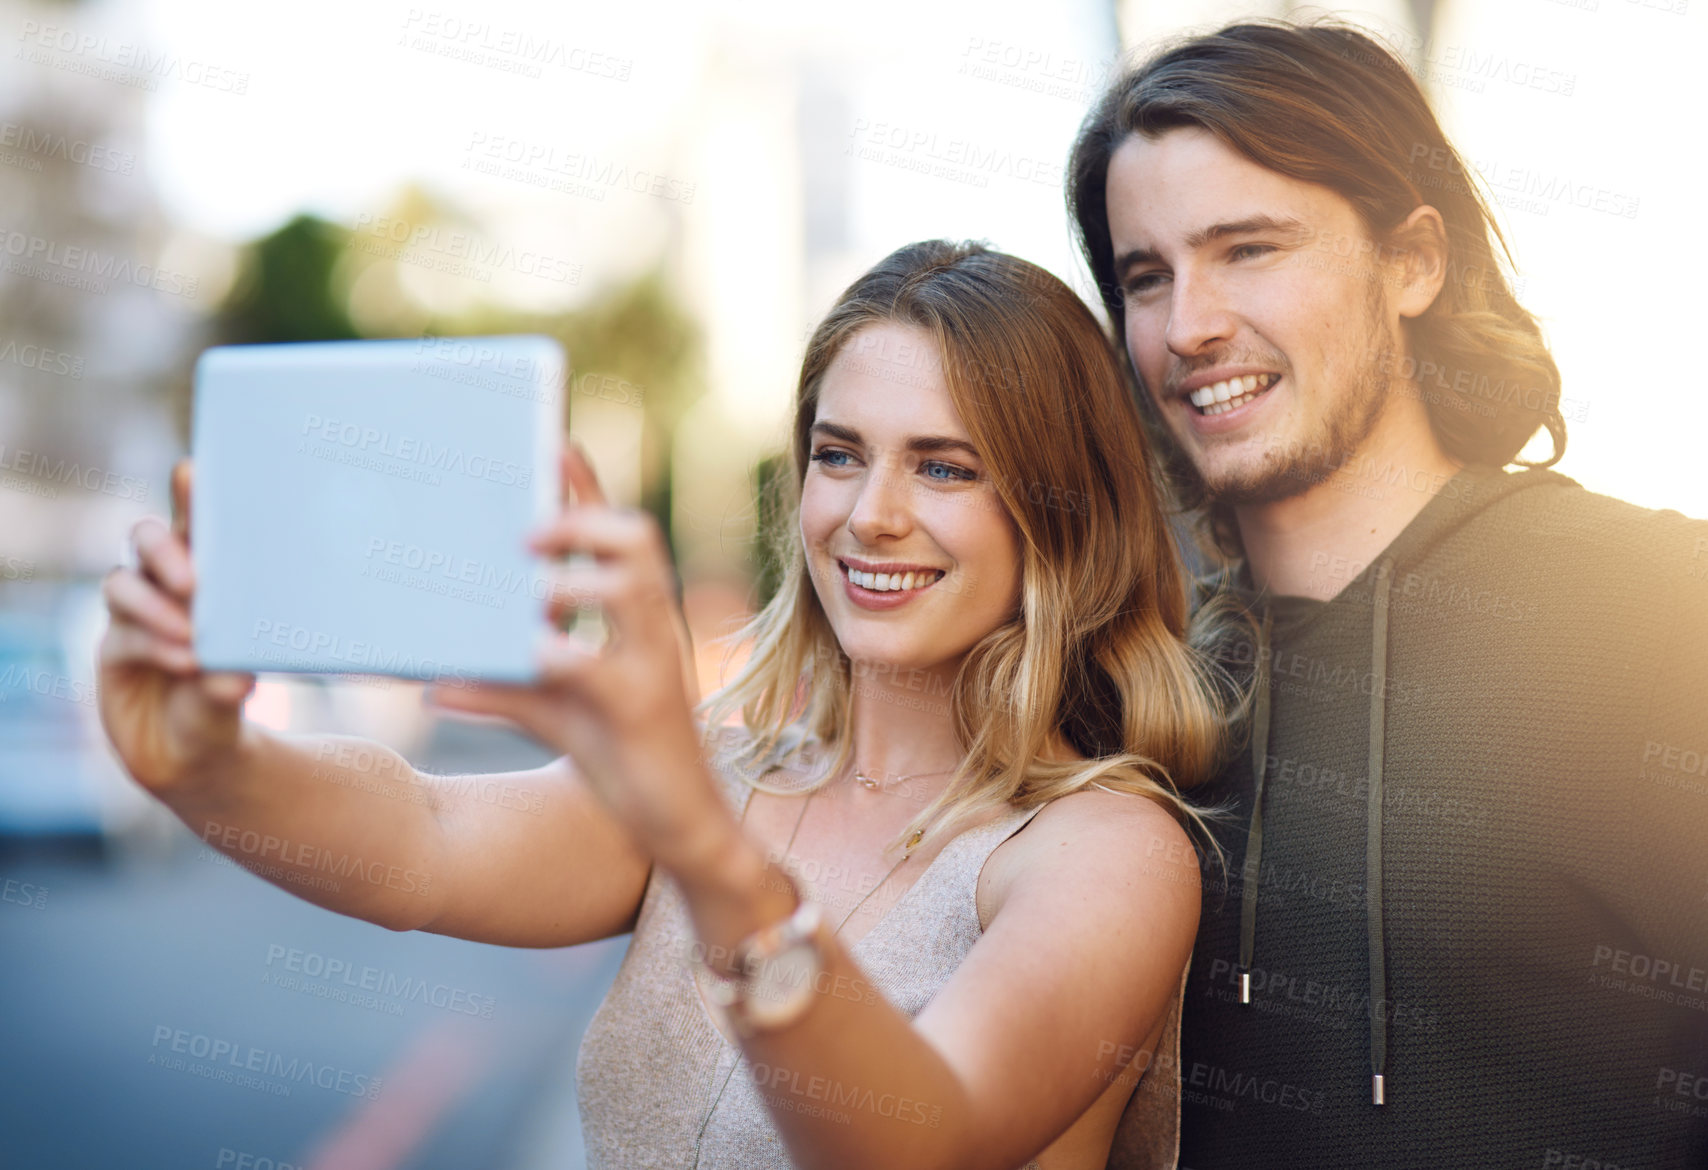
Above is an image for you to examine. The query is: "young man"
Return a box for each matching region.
[1069,21,1708,1168]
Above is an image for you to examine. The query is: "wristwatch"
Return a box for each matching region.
[692,869,829,1038]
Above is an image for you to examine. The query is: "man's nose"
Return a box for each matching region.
[1165,269,1238,358]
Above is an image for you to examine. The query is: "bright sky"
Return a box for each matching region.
[126,0,1708,519]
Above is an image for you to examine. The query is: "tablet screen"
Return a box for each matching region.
[190,335,562,683]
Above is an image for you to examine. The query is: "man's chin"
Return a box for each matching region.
[1191,454,1335,507]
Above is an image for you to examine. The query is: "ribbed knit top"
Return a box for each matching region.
[577,730,1188,1168]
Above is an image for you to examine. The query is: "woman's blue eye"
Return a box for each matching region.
[810,448,849,466]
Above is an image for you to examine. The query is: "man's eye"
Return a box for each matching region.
[1230,243,1276,261]
[921,461,976,483]
[1123,272,1167,296]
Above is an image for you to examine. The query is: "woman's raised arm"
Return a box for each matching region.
[98,459,653,945]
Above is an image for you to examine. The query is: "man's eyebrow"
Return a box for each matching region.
[809,422,981,460]
[1113,215,1312,277]
[907,435,981,460]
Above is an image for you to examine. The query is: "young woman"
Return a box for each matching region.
[99,240,1230,1169]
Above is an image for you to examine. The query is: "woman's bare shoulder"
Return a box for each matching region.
[981,786,1202,931]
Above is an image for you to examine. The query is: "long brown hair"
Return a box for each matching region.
[1068,19,1565,557]
[702,240,1234,852]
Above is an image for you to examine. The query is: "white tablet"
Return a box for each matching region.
[190,335,562,683]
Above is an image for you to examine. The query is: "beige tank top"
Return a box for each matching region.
[575,729,1186,1169]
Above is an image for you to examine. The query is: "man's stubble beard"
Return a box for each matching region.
[1163,279,1396,508]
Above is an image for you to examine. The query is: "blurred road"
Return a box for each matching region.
[0,717,630,1170]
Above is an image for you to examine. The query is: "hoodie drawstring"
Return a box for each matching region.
[1236,606,1273,1006]
[1234,558,1395,1107]
[1366,559,1393,1105]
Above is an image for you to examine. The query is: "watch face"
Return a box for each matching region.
[745,941,821,1028]
[690,962,742,1045]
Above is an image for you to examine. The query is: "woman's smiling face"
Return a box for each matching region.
[799,321,1024,675]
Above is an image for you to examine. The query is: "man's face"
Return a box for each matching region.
[1104,126,1401,504]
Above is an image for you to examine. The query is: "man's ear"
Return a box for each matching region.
[1385,205,1449,319]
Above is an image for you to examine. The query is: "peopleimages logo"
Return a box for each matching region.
[0,227,198,297]
[463,132,695,204]
[0,337,84,378]
[361,537,564,603]
[263,944,497,1018]
[0,443,149,501]
[15,20,251,94]
[0,121,135,174]
[399,10,633,80]
[845,118,1063,188]
[0,664,97,708]
[298,413,533,488]
[349,213,582,286]
[247,620,477,687]
[148,1025,381,1098]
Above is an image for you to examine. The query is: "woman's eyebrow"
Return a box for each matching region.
[809,420,862,445]
[810,422,979,460]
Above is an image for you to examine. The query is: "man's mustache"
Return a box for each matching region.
[1159,354,1289,398]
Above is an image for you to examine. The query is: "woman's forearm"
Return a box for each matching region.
[164,724,450,932]
[676,838,985,1170]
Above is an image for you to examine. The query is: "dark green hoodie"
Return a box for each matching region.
[1147,465,1708,1168]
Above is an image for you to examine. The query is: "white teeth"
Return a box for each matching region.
[845,565,941,592]
[1190,374,1277,414]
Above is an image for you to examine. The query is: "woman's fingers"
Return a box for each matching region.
[530,506,665,565]
[530,504,682,671]
[543,561,621,626]
[198,670,257,708]
[132,516,195,601]
[99,596,253,703]
[561,438,607,509]
[100,619,200,675]
[428,678,523,718]
[536,630,602,687]
[103,564,193,642]
[170,459,193,543]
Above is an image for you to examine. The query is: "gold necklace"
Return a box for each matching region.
[852,764,956,793]
[690,771,926,1165]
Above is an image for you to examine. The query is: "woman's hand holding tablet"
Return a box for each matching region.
[429,444,728,876]
[98,460,256,795]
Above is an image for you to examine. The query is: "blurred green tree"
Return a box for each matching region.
[216,215,360,344]
[210,203,704,558]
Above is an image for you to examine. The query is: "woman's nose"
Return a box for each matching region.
[845,457,913,544]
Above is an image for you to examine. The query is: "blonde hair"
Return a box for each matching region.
[701,240,1236,854]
